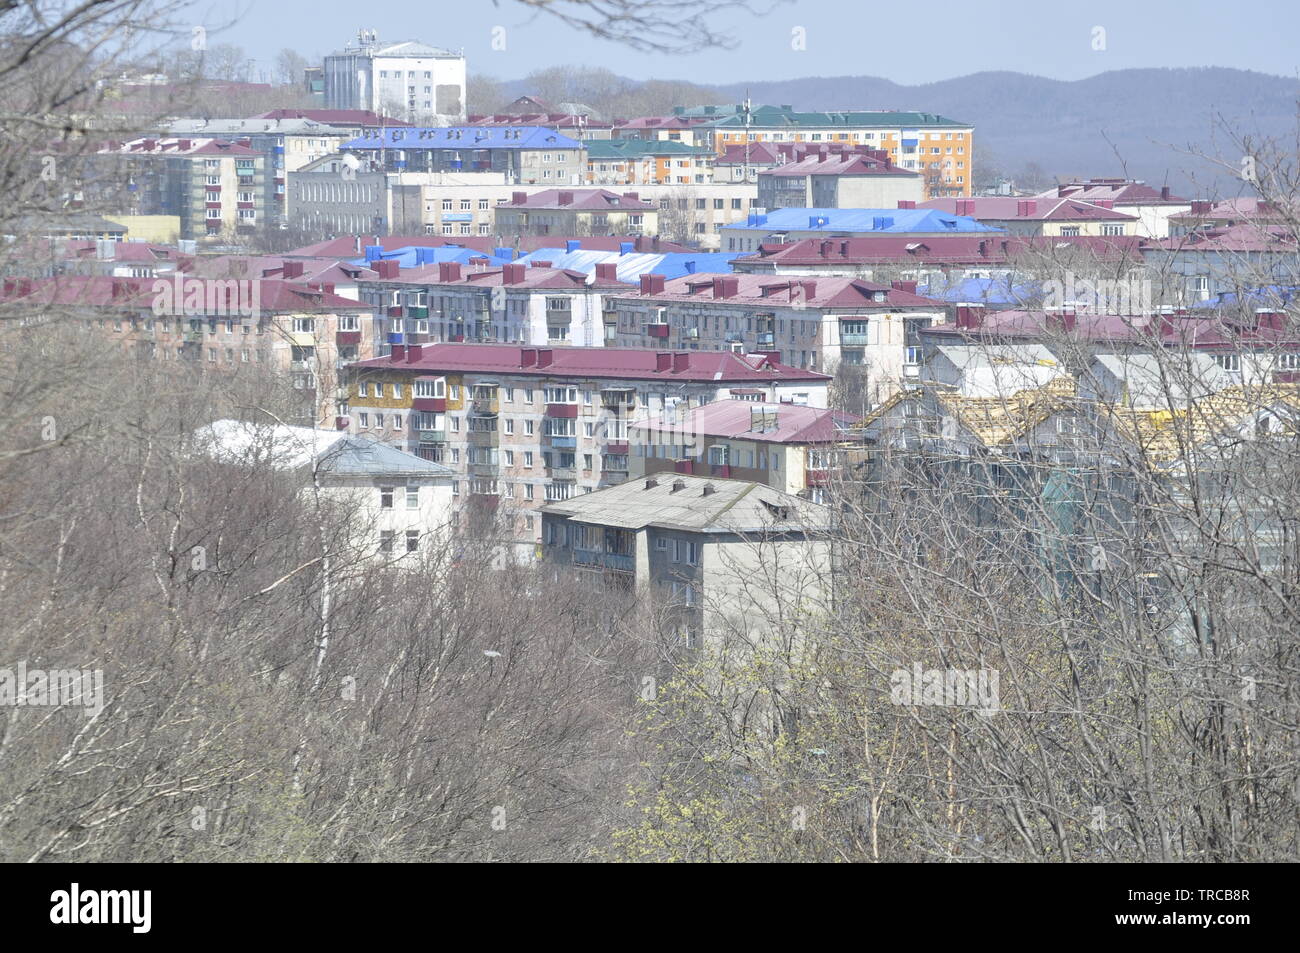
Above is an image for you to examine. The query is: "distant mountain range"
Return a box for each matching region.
[502,67,1299,194]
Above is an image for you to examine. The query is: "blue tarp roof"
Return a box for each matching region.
[724,207,1002,233]
[513,247,736,281]
[342,126,583,150]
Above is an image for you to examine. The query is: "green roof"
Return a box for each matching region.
[585,139,712,159]
[673,104,971,129]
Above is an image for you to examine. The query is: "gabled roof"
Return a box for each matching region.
[734,234,1145,268]
[1107,384,1300,464]
[861,378,1076,446]
[759,154,918,178]
[1035,179,1189,206]
[921,196,1136,221]
[499,188,657,211]
[611,272,943,309]
[631,399,859,444]
[540,474,832,534]
[351,344,831,384]
[193,420,454,477]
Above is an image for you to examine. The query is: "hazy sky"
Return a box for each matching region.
[200,0,1300,88]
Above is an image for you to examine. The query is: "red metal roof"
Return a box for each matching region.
[610,273,943,309]
[921,196,1136,221]
[502,188,657,210]
[737,234,1146,267]
[352,344,831,383]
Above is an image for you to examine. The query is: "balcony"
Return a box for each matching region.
[756,333,775,348]
[336,330,361,346]
[674,459,695,475]
[545,403,578,418]
[841,332,870,346]
[647,324,669,338]
[546,435,577,449]
[806,468,831,487]
[408,306,429,318]
[472,397,499,414]
[417,430,446,443]
[412,396,446,413]
[289,330,315,346]
[548,466,577,481]
[386,307,404,318]
[709,464,731,478]
[605,441,629,456]
[469,461,499,476]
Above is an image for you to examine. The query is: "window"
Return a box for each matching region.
[406,485,419,509]
[359,413,370,428]
[504,450,515,466]
[523,451,534,467]
[1213,353,1241,372]
[504,418,515,435]
[655,538,668,551]
[405,530,420,553]
[380,486,395,508]
[379,530,394,553]
[673,539,699,565]
[525,420,535,436]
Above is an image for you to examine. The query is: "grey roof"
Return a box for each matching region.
[541,475,831,534]
[193,420,453,479]
[1089,352,1230,409]
[316,434,454,478]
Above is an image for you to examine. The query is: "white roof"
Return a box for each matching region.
[936,343,1062,398]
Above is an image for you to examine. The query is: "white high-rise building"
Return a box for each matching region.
[324,30,466,125]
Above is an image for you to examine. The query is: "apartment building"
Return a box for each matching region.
[353,258,632,347]
[608,272,946,386]
[666,104,974,197]
[3,275,375,426]
[920,196,1138,237]
[630,398,859,502]
[585,139,714,186]
[96,137,267,243]
[340,126,585,183]
[194,420,455,565]
[340,343,831,549]
[539,474,832,646]
[631,182,760,249]
[719,205,1000,254]
[494,189,658,237]
[323,32,466,124]
[756,150,924,210]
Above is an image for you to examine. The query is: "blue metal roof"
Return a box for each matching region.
[514,247,736,281]
[342,126,584,151]
[346,245,511,269]
[724,207,1002,234]
[918,276,1043,307]
[1191,285,1299,309]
